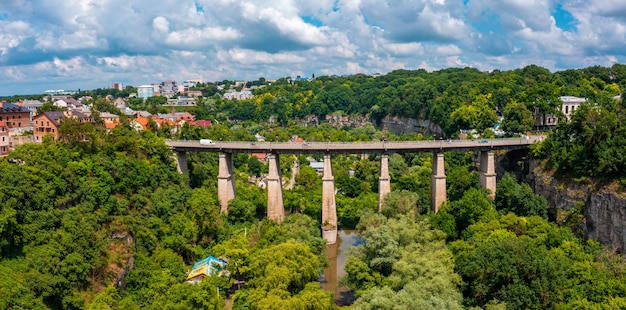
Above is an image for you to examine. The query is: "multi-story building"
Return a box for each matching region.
[178,84,188,95]
[188,90,203,98]
[21,100,44,114]
[111,82,124,91]
[560,96,585,121]
[534,96,585,129]
[33,111,93,143]
[137,85,155,100]
[0,102,31,132]
[0,121,9,156]
[98,112,120,130]
[183,79,203,87]
[159,80,178,98]
[222,90,254,100]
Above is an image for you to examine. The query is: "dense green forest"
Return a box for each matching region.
[2,65,626,309]
[108,64,624,137]
[3,121,626,309]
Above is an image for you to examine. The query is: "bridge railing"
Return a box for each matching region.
[165,137,539,153]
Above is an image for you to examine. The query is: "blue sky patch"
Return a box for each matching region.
[302,15,322,27]
[195,2,204,13]
[473,13,505,35]
[553,4,577,32]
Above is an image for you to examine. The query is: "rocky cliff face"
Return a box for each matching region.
[380,116,443,136]
[528,160,626,252]
[325,114,370,128]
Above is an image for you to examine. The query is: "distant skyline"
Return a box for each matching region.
[1,0,626,96]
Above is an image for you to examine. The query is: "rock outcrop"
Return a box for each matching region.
[380,116,443,137]
[325,114,370,128]
[528,160,626,252]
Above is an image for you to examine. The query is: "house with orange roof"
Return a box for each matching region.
[174,112,195,122]
[251,153,267,163]
[33,111,93,143]
[99,112,120,130]
[133,115,151,131]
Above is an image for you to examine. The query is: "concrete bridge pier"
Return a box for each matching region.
[217,152,236,214]
[378,154,391,212]
[431,152,446,213]
[322,154,338,244]
[479,151,497,199]
[266,153,285,222]
[174,151,188,174]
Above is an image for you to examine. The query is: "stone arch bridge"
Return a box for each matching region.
[166,137,539,243]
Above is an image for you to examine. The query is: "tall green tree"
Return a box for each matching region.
[501,101,534,133]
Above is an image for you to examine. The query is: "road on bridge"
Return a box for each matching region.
[165,136,541,154]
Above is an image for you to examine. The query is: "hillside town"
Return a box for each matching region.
[0,74,611,157]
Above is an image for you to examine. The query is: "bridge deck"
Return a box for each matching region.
[166,137,540,154]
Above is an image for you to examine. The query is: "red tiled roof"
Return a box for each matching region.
[135,116,150,129]
[251,153,266,161]
[195,120,212,126]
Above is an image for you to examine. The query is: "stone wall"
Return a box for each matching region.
[528,160,626,252]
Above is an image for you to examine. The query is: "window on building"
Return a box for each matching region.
[565,106,569,114]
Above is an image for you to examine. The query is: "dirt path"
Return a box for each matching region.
[224,294,233,310]
[285,159,299,190]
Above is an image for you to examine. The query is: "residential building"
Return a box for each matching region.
[166,97,196,105]
[188,90,203,98]
[251,153,267,163]
[33,111,93,143]
[132,115,151,131]
[44,89,77,96]
[137,85,155,100]
[0,121,9,156]
[183,79,203,87]
[98,112,120,130]
[21,100,44,114]
[152,83,161,96]
[174,112,195,122]
[0,102,31,132]
[159,80,177,98]
[54,97,83,110]
[111,82,124,91]
[222,90,254,100]
[186,256,229,283]
[178,84,188,95]
[534,96,585,129]
[113,98,128,112]
[560,96,584,121]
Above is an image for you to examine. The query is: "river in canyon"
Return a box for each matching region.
[320,230,364,306]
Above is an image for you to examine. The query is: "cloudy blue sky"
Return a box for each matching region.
[1,0,626,95]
